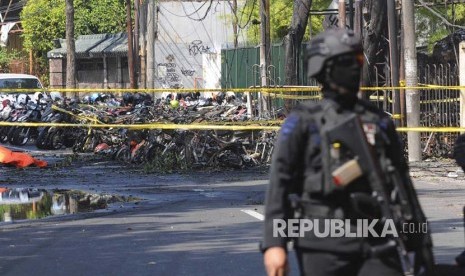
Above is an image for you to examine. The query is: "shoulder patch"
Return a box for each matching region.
[279,114,300,142]
[379,117,390,131]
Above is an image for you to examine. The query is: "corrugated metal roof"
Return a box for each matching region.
[47,33,128,59]
[89,33,128,57]
[75,34,108,56]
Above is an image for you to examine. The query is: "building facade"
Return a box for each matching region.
[47,0,243,90]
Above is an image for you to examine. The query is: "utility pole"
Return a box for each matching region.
[338,0,346,28]
[126,0,135,89]
[139,0,147,88]
[134,0,140,88]
[402,0,421,162]
[259,0,271,115]
[400,26,406,127]
[354,0,362,38]
[387,0,400,126]
[147,0,156,91]
[65,0,76,98]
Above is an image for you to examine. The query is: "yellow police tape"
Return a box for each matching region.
[51,105,103,124]
[368,95,460,104]
[395,127,465,133]
[54,103,284,126]
[0,121,280,131]
[261,91,321,100]
[2,85,465,94]
[0,121,464,132]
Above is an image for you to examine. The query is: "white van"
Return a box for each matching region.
[0,73,43,90]
[0,74,45,104]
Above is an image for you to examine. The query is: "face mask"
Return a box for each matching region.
[328,53,363,95]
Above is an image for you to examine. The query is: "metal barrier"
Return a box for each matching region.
[418,63,460,157]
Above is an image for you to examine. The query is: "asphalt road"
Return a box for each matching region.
[0,149,464,276]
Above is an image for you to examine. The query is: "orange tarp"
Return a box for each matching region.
[0,146,47,168]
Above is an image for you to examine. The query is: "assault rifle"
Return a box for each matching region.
[324,113,435,276]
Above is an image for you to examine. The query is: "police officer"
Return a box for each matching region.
[453,134,465,267]
[262,29,433,276]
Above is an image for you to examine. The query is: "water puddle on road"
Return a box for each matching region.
[0,187,137,223]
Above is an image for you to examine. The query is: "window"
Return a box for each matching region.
[77,59,104,71]
[0,78,42,89]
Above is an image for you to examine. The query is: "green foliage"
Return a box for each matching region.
[20,0,127,86]
[74,0,127,35]
[0,48,21,72]
[0,193,53,221]
[143,150,189,174]
[239,0,331,44]
[21,0,65,53]
[448,4,465,24]
[21,0,127,53]
[417,3,465,53]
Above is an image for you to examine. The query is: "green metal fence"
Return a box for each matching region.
[221,43,309,89]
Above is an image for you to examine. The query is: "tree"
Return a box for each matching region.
[0,48,20,73]
[416,3,465,53]
[283,0,312,86]
[66,0,76,93]
[239,0,330,44]
[21,0,127,80]
[361,0,387,93]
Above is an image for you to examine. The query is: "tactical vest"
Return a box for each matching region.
[300,99,392,205]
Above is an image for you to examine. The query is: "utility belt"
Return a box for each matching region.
[298,198,356,220]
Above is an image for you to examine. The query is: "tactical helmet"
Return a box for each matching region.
[306,29,362,78]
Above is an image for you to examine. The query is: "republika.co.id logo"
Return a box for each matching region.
[273,219,428,238]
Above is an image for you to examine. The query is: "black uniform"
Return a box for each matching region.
[262,90,420,276]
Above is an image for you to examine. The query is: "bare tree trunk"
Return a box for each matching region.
[65,0,76,98]
[134,0,140,88]
[284,0,312,86]
[146,0,156,90]
[232,0,238,48]
[126,0,135,89]
[283,0,311,113]
[361,0,387,100]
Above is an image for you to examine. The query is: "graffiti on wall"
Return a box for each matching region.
[188,40,211,56]
[181,68,195,76]
[157,55,183,88]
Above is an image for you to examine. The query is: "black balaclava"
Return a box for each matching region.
[318,54,362,109]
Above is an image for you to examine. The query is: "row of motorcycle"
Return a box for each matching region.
[0,94,277,168]
[0,96,78,149]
